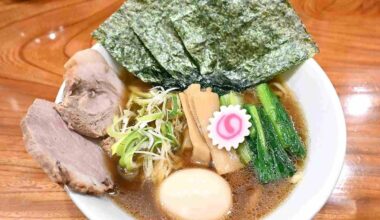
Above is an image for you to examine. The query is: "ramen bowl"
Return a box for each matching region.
[56,44,346,220]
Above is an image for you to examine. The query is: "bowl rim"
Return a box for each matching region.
[58,44,346,220]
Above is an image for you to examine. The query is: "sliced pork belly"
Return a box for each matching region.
[21,99,114,194]
[55,49,125,138]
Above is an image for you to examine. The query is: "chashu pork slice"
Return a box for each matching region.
[21,99,114,194]
[55,49,125,138]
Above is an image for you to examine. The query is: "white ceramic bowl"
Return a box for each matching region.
[56,44,346,220]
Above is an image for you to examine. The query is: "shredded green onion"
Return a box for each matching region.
[167,94,182,119]
[137,112,164,123]
[106,86,185,183]
[129,86,153,98]
[111,131,143,156]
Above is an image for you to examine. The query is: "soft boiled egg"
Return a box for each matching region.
[158,168,232,220]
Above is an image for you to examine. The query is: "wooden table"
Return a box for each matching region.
[0,0,379,219]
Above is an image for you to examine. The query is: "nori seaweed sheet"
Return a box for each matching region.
[92,2,178,88]
[93,0,318,93]
[129,0,201,88]
[170,0,318,91]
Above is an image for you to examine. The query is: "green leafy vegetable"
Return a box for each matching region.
[220,91,244,106]
[245,105,296,183]
[220,91,254,164]
[260,106,296,178]
[246,105,279,183]
[237,142,254,165]
[93,0,318,93]
[256,83,306,158]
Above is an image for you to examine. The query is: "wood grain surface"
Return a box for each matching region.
[0,0,379,219]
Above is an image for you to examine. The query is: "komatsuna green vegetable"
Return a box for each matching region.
[220,91,253,165]
[236,141,254,165]
[256,83,306,158]
[220,91,244,106]
[260,105,296,178]
[245,105,296,183]
[245,105,279,183]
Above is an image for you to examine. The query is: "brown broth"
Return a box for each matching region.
[106,78,308,220]
[106,157,167,219]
